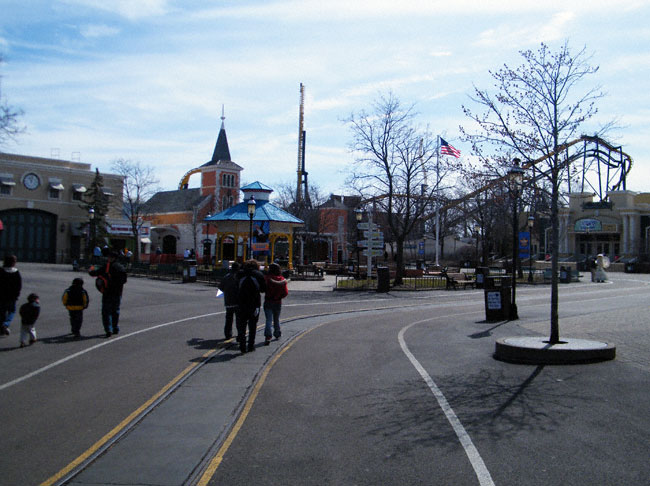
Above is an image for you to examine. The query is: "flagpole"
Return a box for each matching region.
[435,135,440,267]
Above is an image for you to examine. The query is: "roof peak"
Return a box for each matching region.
[210,108,231,164]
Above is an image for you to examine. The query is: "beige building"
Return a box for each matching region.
[0,153,126,263]
[556,191,650,262]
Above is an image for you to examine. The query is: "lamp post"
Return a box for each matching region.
[88,207,95,263]
[509,158,525,320]
[528,215,535,282]
[355,208,363,279]
[473,224,480,268]
[205,213,212,266]
[247,196,256,260]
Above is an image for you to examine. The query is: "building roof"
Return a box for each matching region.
[202,121,231,167]
[241,181,273,192]
[142,188,209,213]
[206,199,303,225]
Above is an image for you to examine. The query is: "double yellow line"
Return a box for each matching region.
[40,348,217,486]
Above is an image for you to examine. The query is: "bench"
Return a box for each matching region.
[296,264,324,277]
[441,269,476,290]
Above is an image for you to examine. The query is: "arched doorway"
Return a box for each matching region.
[221,235,235,262]
[0,209,57,262]
[162,234,177,255]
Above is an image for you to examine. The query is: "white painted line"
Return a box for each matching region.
[0,312,219,392]
[398,317,496,486]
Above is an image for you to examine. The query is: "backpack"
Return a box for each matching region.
[238,274,261,309]
[95,263,110,293]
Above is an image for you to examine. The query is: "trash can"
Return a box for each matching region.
[484,275,511,322]
[377,266,390,293]
[182,259,197,283]
[475,267,489,289]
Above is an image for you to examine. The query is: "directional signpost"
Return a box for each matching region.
[356,216,384,285]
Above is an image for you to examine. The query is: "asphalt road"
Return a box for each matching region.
[0,264,648,485]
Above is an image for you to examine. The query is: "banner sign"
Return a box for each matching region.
[574,218,602,232]
[518,231,530,259]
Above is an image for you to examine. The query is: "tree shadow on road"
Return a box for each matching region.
[353,365,587,454]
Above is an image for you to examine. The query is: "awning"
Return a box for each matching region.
[72,184,87,193]
[140,237,151,244]
[49,182,64,191]
[0,178,16,186]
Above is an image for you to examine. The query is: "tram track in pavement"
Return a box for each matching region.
[32,278,650,485]
[40,300,430,486]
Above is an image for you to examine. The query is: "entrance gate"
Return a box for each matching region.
[0,209,57,262]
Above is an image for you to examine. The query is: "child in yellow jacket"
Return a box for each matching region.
[62,278,89,338]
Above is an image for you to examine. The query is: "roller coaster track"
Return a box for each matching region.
[436,135,632,216]
[178,167,202,190]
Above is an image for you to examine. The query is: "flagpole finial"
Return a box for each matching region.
[220,105,225,128]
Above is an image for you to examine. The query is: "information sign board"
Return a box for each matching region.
[357,222,378,230]
[362,249,385,257]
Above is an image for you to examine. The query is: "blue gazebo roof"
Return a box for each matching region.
[205,199,303,225]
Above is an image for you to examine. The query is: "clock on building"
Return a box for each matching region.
[23,173,41,190]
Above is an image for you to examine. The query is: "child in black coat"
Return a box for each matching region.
[62,278,89,338]
[19,293,40,348]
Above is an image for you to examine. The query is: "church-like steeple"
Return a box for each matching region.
[207,106,231,164]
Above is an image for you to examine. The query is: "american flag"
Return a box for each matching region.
[440,138,461,158]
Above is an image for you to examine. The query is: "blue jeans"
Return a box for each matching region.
[101,294,122,334]
[263,301,282,338]
[0,301,16,331]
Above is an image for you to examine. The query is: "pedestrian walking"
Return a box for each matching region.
[263,263,288,345]
[62,278,90,338]
[19,293,40,348]
[0,254,22,336]
[236,259,266,354]
[217,261,240,340]
[89,250,127,337]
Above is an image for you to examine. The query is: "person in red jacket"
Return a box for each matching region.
[263,263,288,345]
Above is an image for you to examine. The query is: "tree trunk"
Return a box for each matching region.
[549,166,560,343]
[394,239,405,285]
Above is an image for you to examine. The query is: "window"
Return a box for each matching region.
[72,184,86,201]
[0,175,16,196]
[222,173,235,188]
[48,180,64,200]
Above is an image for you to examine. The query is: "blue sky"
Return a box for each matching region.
[1,0,649,197]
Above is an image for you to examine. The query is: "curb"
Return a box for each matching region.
[494,336,616,365]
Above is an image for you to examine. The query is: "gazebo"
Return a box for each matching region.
[205,182,303,268]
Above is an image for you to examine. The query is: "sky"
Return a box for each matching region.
[1,0,649,199]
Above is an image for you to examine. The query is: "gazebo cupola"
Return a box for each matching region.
[241,181,273,203]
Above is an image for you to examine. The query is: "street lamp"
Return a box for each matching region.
[355,207,364,279]
[509,158,525,320]
[247,196,256,260]
[205,213,212,266]
[473,224,480,268]
[88,207,95,263]
[528,215,535,282]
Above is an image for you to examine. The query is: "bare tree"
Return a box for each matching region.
[345,92,458,285]
[462,41,606,343]
[111,159,160,263]
[0,55,24,146]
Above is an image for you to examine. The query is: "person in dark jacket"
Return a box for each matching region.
[89,250,127,337]
[0,255,22,336]
[235,259,266,354]
[263,263,288,345]
[62,278,90,338]
[217,261,240,340]
[19,293,40,347]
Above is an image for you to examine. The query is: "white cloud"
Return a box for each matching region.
[79,24,121,38]
[63,0,169,20]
